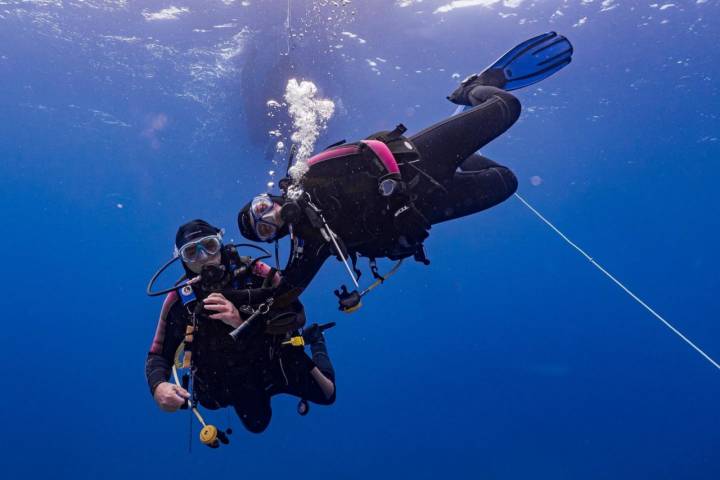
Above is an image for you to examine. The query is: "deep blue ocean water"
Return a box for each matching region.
[2,1,719,478]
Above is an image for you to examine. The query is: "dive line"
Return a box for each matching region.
[284,0,291,56]
[513,192,720,371]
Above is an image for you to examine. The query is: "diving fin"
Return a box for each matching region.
[448,31,573,105]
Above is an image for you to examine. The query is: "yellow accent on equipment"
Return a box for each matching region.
[182,325,194,368]
[173,364,225,447]
[364,260,403,295]
[173,344,183,369]
[171,320,231,448]
[282,336,306,347]
[342,260,404,314]
[342,302,363,314]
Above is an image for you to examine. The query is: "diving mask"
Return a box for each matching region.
[249,195,281,241]
[176,235,223,263]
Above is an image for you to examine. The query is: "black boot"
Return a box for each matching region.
[448,75,506,107]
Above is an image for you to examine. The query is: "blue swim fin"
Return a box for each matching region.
[448,31,573,104]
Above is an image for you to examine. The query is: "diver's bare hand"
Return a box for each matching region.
[204,293,242,328]
[154,382,190,412]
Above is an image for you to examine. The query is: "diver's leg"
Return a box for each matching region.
[459,152,505,171]
[232,391,272,434]
[419,154,518,225]
[409,86,520,184]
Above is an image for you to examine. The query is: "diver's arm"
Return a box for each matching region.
[304,322,336,401]
[310,368,335,399]
[272,239,332,307]
[145,295,185,397]
[219,259,280,309]
[221,287,275,308]
[145,353,172,395]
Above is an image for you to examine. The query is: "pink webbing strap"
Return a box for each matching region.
[306,141,400,175]
[361,140,400,174]
[307,145,360,167]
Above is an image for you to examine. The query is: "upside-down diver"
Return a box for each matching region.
[238,32,574,310]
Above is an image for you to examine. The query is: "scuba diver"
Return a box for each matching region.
[238,32,573,310]
[145,219,336,441]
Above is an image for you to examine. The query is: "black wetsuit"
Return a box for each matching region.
[271,86,520,304]
[410,86,520,224]
[145,264,336,433]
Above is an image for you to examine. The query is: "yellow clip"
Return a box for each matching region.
[343,302,362,314]
[283,336,305,347]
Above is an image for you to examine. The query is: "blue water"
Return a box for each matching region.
[2,1,719,478]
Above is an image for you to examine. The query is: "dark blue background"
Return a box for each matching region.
[1,1,718,478]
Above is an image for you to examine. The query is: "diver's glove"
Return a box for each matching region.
[302,323,325,345]
[302,322,336,345]
[334,285,362,312]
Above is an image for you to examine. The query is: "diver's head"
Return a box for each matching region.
[175,219,223,274]
[238,194,287,243]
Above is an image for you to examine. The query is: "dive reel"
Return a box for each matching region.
[199,425,233,449]
[172,364,233,449]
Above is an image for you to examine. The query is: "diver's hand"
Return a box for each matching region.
[222,287,275,307]
[302,323,324,345]
[153,382,190,412]
[204,293,242,328]
[302,322,336,344]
